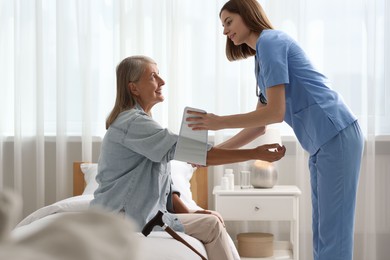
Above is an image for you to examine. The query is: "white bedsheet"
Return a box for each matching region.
[10,195,208,260]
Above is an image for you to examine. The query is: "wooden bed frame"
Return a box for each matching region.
[73,162,208,209]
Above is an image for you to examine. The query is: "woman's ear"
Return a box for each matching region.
[128,82,139,96]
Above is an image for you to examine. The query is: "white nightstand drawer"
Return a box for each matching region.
[215,196,296,221]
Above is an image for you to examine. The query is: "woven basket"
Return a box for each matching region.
[237,232,274,258]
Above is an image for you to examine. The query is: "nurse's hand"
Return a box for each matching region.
[254,143,286,162]
[186,110,223,131]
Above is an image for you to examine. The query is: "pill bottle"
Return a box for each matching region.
[224,168,234,190]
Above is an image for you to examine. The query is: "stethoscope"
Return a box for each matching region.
[255,56,268,105]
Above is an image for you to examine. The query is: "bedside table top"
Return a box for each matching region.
[213,185,301,196]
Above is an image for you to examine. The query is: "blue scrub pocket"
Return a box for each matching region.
[293,104,339,154]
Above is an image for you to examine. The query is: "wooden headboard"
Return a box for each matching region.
[73,162,208,209]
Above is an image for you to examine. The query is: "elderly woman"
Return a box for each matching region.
[91,55,285,260]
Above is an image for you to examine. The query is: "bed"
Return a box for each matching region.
[8,161,239,260]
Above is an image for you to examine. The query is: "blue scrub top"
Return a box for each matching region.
[90,104,184,232]
[255,29,357,155]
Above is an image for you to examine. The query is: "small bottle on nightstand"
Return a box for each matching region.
[220,176,229,190]
[224,169,234,190]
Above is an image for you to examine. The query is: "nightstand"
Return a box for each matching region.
[213,185,301,260]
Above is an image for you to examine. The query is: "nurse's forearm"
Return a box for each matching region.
[220,84,286,129]
[216,126,266,149]
[216,102,267,149]
[220,107,283,129]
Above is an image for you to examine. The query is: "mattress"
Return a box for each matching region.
[9,194,208,260]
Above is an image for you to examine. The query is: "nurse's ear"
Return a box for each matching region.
[128,82,140,96]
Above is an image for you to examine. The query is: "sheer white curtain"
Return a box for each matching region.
[0,0,388,259]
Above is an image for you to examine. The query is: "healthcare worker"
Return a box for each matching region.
[187,1,364,260]
[91,55,286,260]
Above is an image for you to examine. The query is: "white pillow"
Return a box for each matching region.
[80,163,99,195]
[79,161,202,210]
[170,160,202,211]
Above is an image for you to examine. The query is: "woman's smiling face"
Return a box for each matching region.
[220,10,251,46]
[131,62,165,112]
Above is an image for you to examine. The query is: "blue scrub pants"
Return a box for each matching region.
[309,121,364,260]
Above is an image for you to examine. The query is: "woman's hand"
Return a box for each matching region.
[253,143,286,162]
[193,210,225,226]
[186,111,223,131]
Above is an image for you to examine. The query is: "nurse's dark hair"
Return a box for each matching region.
[106,55,156,129]
[220,0,274,61]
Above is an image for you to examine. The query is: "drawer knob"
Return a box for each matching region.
[254,206,260,211]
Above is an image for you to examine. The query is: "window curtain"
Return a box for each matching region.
[0,0,388,259]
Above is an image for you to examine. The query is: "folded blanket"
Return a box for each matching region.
[0,191,138,260]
